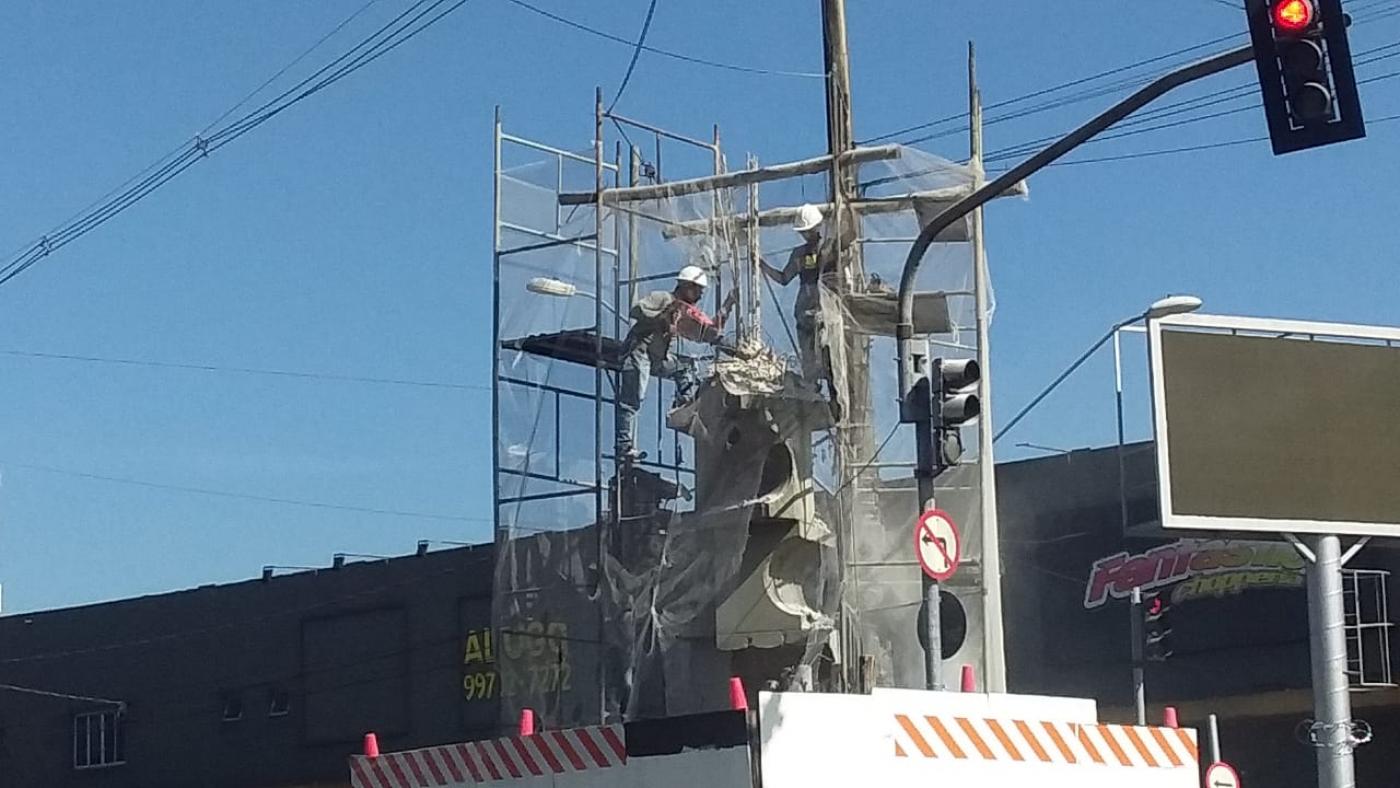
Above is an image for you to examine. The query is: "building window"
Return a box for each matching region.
[221,692,244,722]
[268,687,291,718]
[72,710,124,769]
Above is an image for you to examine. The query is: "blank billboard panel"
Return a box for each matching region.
[1151,314,1400,536]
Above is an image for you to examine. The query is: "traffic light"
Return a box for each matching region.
[931,358,980,473]
[1246,0,1365,154]
[1143,592,1175,662]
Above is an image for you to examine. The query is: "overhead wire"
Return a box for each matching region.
[501,0,824,78]
[869,4,1400,148]
[985,111,1400,169]
[983,44,1400,163]
[6,460,488,523]
[858,32,1248,144]
[0,0,386,283]
[606,0,660,113]
[0,0,473,291]
[0,348,488,391]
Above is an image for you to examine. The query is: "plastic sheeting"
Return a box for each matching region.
[492,131,992,729]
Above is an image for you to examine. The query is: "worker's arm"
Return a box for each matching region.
[759,248,802,286]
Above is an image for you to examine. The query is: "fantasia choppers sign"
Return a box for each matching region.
[1084,539,1304,610]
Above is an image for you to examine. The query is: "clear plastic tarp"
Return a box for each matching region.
[492,126,994,728]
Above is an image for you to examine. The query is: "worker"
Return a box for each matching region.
[615,265,736,463]
[758,203,852,394]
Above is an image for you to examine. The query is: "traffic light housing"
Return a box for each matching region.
[1143,591,1175,662]
[1246,0,1365,154]
[931,358,980,473]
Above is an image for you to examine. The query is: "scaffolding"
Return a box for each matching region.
[491,96,1006,728]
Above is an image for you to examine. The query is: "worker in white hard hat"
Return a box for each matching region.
[759,203,851,395]
[615,264,737,463]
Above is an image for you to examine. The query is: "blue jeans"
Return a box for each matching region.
[614,343,694,457]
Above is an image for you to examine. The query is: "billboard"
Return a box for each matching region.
[1150,313,1400,536]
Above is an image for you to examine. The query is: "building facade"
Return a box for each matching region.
[0,544,498,788]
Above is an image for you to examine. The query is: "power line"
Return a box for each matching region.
[606,0,660,113]
[859,32,1247,144]
[5,460,487,523]
[988,111,1400,169]
[869,8,1400,148]
[0,0,385,283]
[0,348,488,391]
[0,0,473,291]
[984,55,1400,163]
[199,0,385,135]
[501,0,825,78]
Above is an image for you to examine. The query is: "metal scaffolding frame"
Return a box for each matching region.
[492,92,999,721]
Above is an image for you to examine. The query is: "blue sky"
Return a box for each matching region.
[1,0,1397,613]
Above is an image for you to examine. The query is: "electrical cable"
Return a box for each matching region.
[199,0,384,135]
[501,0,824,79]
[4,460,487,523]
[869,10,1398,147]
[0,0,472,291]
[0,0,387,284]
[0,348,488,391]
[982,55,1400,163]
[606,0,659,113]
[985,111,1400,169]
[859,32,1248,144]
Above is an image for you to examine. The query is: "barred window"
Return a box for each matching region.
[73,710,124,769]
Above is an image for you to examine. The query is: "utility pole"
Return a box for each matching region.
[968,41,1007,694]
[821,0,879,693]
[822,0,855,197]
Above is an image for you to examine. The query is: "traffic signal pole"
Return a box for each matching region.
[1130,587,1146,726]
[897,43,1253,692]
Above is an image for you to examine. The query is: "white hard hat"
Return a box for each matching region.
[676,265,709,288]
[794,203,824,233]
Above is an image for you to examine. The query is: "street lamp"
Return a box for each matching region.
[525,277,618,317]
[992,294,1202,444]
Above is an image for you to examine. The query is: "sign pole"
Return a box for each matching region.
[1129,586,1147,726]
[914,507,962,691]
[1208,713,1222,764]
[1306,534,1357,788]
[914,390,942,690]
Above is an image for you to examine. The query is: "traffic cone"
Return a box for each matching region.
[728,677,748,711]
[1162,706,1179,729]
[960,664,976,693]
[363,732,380,759]
[518,708,536,736]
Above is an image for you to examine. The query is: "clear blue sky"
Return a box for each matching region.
[1,1,1397,613]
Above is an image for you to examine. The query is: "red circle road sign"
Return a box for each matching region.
[914,509,961,581]
[1205,762,1241,788]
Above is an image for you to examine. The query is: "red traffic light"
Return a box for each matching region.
[1147,596,1165,616]
[1273,0,1315,33]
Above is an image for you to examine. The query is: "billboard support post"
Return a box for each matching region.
[1302,533,1357,788]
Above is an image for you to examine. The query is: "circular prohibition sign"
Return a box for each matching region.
[914,508,961,582]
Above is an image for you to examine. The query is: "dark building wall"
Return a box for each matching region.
[997,442,1400,786]
[0,545,498,788]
